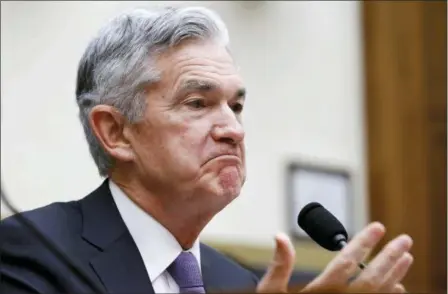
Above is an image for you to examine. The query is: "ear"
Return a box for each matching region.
[89,105,135,162]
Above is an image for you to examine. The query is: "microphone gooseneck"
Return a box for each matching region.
[298,202,366,270]
[1,179,106,294]
[333,233,348,250]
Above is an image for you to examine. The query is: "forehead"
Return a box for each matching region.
[156,40,244,89]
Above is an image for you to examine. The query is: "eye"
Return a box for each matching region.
[231,102,244,114]
[186,99,206,109]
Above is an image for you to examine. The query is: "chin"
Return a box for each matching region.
[216,183,242,203]
[194,183,242,219]
[221,187,241,200]
[198,166,245,209]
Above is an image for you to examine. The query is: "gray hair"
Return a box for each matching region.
[75,6,230,177]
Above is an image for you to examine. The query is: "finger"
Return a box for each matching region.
[379,253,413,292]
[391,283,406,293]
[353,235,412,291]
[304,222,385,291]
[257,233,295,293]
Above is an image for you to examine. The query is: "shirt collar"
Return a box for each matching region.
[109,180,201,282]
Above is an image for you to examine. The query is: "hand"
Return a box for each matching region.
[256,222,414,293]
[256,233,296,293]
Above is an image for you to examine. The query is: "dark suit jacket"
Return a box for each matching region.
[1,179,259,293]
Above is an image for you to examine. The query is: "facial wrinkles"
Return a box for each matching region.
[170,49,237,84]
[162,59,242,125]
[176,57,237,77]
[145,43,245,172]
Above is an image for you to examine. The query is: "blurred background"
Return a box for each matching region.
[1,1,446,293]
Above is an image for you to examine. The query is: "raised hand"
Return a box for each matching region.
[256,223,414,293]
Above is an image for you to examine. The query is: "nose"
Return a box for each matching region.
[211,109,245,145]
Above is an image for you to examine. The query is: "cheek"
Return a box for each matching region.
[158,117,210,168]
[133,112,211,170]
[176,126,209,165]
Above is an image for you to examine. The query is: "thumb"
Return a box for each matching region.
[257,233,296,293]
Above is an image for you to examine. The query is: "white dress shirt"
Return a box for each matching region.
[109,180,202,293]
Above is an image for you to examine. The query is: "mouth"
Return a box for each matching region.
[205,154,241,166]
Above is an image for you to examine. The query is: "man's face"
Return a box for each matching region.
[128,40,246,212]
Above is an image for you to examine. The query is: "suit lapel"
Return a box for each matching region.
[89,233,154,294]
[200,244,231,293]
[80,179,154,294]
[200,244,259,293]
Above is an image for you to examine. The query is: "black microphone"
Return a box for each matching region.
[297,202,366,269]
[1,179,106,293]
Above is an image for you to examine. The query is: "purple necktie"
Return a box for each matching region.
[167,251,206,293]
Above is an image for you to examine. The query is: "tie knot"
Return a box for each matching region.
[168,252,205,293]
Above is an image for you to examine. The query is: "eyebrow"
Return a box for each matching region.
[178,79,246,99]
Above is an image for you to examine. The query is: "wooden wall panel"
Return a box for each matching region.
[362,1,446,293]
[424,2,447,291]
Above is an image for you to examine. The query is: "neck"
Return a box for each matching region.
[110,172,212,249]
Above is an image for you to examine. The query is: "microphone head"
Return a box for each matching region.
[297,202,348,251]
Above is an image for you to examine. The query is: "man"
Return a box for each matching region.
[1,6,413,294]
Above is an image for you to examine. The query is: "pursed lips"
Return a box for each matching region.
[205,151,241,164]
